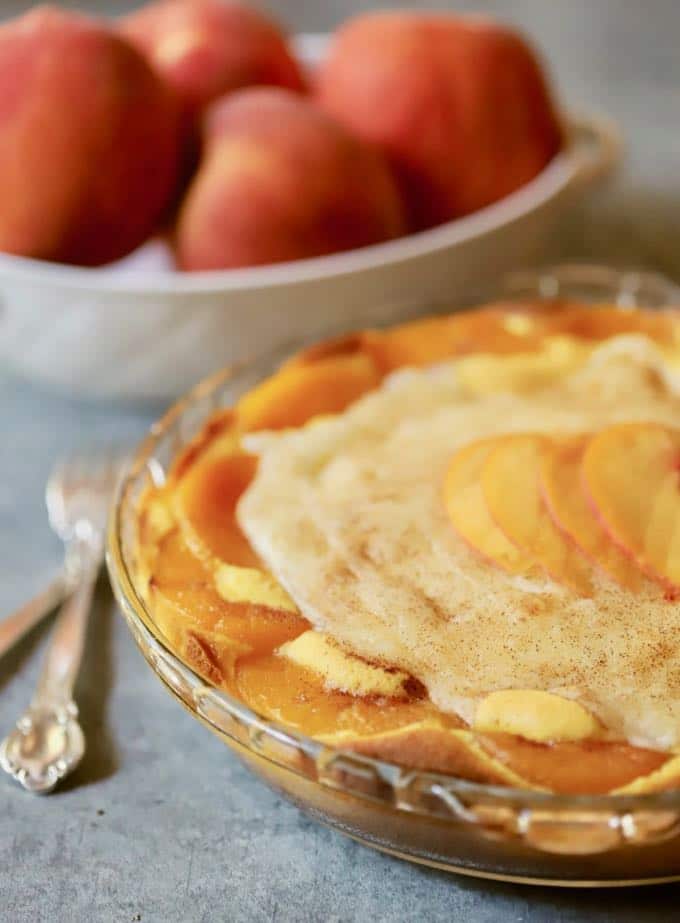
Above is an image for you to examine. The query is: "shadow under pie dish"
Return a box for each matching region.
[108,266,680,885]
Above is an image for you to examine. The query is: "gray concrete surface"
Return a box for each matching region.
[2,2,680,920]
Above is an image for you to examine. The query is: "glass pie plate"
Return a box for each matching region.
[107,263,680,887]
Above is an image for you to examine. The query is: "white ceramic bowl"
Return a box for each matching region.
[0,34,620,402]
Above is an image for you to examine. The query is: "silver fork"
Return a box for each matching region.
[0,451,125,793]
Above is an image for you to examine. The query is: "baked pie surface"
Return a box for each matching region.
[134,301,680,795]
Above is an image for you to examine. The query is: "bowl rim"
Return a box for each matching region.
[0,31,622,296]
[106,261,680,817]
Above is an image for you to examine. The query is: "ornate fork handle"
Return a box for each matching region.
[0,544,100,793]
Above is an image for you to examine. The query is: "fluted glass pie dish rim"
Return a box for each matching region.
[107,262,680,885]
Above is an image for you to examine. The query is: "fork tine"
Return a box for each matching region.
[44,447,127,544]
[45,457,68,525]
[46,456,67,492]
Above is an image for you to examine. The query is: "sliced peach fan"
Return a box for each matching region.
[444,426,672,594]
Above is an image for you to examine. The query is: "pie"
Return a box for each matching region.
[134,300,680,795]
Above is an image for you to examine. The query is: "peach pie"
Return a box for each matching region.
[135,301,680,795]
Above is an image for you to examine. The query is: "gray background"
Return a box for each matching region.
[2,1,680,920]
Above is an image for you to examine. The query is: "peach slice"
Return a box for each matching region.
[540,436,644,592]
[478,733,668,795]
[151,580,306,660]
[235,651,436,738]
[174,448,261,568]
[362,308,547,373]
[149,529,307,661]
[167,409,237,485]
[236,351,382,431]
[363,304,680,374]
[283,332,367,369]
[542,305,679,345]
[150,528,213,587]
[444,438,537,575]
[236,652,374,736]
[482,434,593,594]
[582,423,680,589]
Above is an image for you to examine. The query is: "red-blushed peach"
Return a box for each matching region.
[175,88,407,270]
[0,6,182,266]
[315,12,562,230]
[120,0,305,116]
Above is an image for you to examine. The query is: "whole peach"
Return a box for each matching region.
[315,13,562,230]
[175,88,407,270]
[120,0,305,116]
[0,6,182,265]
